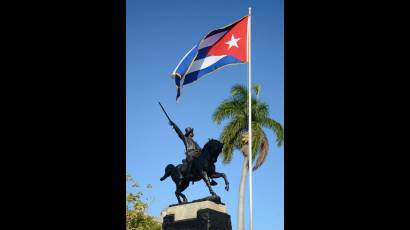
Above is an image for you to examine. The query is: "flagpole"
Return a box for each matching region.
[247,6,254,230]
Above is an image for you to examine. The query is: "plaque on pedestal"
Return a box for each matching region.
[162,198,232,230]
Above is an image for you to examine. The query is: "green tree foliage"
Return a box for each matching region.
[213,84,284,167]
[126,174,161,230]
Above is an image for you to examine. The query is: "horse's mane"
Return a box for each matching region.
[202,139,222,159]
[202,138,219,150]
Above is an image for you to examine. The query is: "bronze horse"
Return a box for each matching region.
[160,139,229,204]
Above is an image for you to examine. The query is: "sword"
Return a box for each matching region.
[158,101,172,123]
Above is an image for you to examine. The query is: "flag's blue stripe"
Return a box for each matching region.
[175,76,181,86]
[174,45,198,77]
[196,47,211,60]
[203,16,246,39]
[205,27,229,39]
[182,56,243,85]
[205,20,240,38]
[175,76,181,100]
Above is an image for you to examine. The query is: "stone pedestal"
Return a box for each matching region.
[162,199,232,230]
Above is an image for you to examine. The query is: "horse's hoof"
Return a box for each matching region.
[225,185,229,191]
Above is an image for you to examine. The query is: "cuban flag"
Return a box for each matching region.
[171,15,249,101]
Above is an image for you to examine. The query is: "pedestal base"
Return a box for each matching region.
[162,200,232,230]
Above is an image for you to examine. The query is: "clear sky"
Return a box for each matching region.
[126,0,284,229]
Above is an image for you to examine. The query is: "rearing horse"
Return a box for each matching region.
[160,139,229,204]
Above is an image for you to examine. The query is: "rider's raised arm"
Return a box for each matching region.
[169,120,185,141]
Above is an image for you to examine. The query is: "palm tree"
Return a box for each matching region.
[212,84,284,230]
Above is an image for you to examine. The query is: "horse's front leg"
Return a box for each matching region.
[179,191,188,203]
[175,187,188,204]
[210,172,229,191]
[175,190,182,204]
[201,171,216,196]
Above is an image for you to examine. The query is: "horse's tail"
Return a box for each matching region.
[160,164,175,181]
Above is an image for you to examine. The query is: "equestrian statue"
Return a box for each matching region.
[158,102,229,204]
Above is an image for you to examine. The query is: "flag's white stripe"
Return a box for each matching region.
[186,55,226,74]
[172,45,197,75]
[198,31,227,49]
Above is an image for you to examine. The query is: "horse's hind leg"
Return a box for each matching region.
[210,172,229,191]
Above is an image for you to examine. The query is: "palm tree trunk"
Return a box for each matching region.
[237,156,248,230]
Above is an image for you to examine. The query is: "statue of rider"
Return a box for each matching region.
[169,120,201,179]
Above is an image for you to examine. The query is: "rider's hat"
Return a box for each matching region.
[185,127,194,135]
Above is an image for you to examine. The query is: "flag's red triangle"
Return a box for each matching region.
[207,16,249,62]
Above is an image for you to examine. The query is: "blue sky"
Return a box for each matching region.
[126,0,284,229]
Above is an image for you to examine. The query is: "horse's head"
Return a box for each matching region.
[202,138,224,163]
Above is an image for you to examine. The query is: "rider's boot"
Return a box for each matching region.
[183,161,192,179]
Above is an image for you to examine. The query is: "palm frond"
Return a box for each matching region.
[252,84,261,98]
[252,100,269,123]
[253,131,269,171]
[219,116,246,163]
[252,123,263,160]
[221,141,235,163]
[230,84,247,100]
[262,118,284,146]
[212,98,245,124]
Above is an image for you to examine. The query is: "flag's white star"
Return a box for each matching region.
[225,34,240,50]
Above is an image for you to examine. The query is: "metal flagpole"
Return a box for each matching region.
[247,7,253,230]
